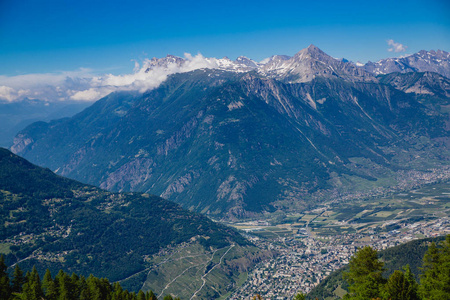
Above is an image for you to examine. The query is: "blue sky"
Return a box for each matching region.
[1,0,449,76]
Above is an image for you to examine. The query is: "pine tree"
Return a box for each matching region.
[78,275,88,300]
[146,290,158,300]
[403,265,419,300]
[383,265,419,300]
[293,292,306,300]
[343,246,385,300]
[0,255,11,300]
[85,274,112,300]
[42,269,58,300]
[22,266,44,300]
[11,264,25,293]
[111,282,123,300]
[137,290,146,300]
[56,269,76,300]
[86,275,101,300]
[419,235,450,299]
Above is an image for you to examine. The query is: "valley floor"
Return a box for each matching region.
[227,182,450,299]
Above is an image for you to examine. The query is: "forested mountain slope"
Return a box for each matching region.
[0,148,264,298]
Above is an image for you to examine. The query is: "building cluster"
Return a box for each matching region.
[230,216,450,300]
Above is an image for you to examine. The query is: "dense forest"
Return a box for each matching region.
[0,147,253,294]
[0,257,181,300]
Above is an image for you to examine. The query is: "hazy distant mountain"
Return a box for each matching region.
[0,99,92,147]
[364,49,450,78]
[11,45,450,219]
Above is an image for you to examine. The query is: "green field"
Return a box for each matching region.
[0,243,12,254]
[231,181,450,239]
[308,182,450,234]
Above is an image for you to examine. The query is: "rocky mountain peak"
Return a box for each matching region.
[258,44,375,83]
[235,56,259,69]
[144,54,185,72]
[294,44,330,61]
[363,49,450,78]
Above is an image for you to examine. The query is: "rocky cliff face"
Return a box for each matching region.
[379,72,450,98]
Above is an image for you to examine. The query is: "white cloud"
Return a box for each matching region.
[0,86,18,102]
[387,39,407,53]
[70,88,108,101]
[0,53,223,103]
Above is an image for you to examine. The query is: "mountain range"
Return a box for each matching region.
[10,45,450,219]
[363,49,450,78]
[141,45,450,82]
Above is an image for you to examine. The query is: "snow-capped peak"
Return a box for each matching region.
[362,49,450,78]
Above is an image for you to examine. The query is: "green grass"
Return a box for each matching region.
[0,243,12,254]
[334,284,347,298]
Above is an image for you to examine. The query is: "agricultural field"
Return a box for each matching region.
[229,181,450,240]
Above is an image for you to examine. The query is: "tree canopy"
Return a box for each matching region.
[340,235,450,300]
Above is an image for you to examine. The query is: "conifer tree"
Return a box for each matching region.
[111,281,123,300]
[78,275,88,300]
[71,272,80,296]
[419,235,450,299]
[343,246,385,300]
[56,269,76,300]
[383,265,419,300]
[0,255,11,300]
[137,290,146,300]
[403,265,419,300]
[42,269,57,300]
[293,292,306,300]
[146,290,158,300]
[22,266,44,300]
[86,275,102,300]
[11,264,25,294]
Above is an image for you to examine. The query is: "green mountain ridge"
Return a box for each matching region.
[0,148,265,298]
